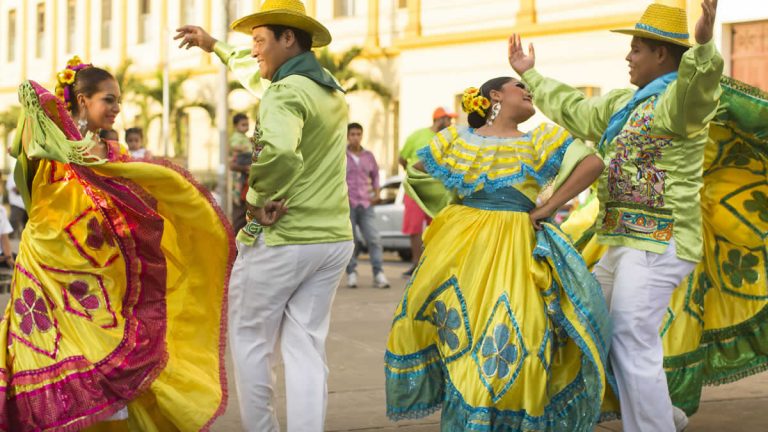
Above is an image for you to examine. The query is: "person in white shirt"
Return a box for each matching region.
[126,127,151,159]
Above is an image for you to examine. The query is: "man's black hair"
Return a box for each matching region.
[638,37,689,67]
[266,25,312,52]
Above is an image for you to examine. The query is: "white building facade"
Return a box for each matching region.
[0,0,765,177]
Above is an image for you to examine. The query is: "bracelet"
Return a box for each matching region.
[245,208,257,221]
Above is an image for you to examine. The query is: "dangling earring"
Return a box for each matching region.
[486,102,501,126]
[78,106,89,136]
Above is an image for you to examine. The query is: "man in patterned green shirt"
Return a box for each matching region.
[175,1,354,430]
[510,1,722,431]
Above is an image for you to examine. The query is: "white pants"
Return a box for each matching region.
[228,236,354,432]
[594,240,696,432]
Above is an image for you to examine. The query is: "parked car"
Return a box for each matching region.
[354,175,412,262]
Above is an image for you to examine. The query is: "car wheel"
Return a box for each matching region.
[398,250,412,262]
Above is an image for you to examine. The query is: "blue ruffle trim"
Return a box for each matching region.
[417,137,572,197]
[534,224,617,395]
[384,225,612,431]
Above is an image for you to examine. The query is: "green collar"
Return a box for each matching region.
[271,52,344,93]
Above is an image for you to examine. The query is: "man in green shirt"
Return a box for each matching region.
[398,107,455,276]
[510,1,722,431]
[176,1,353,430]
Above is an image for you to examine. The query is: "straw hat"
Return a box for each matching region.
[231,0,332,47]
[611,3,691,47]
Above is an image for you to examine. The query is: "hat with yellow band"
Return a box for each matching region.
[611,3,692,48]
[230,0,332,48]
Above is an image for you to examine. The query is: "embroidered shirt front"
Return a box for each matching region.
[523,41,724,262]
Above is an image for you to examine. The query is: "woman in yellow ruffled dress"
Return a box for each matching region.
[385,78,611,431]
[0,58,233,431]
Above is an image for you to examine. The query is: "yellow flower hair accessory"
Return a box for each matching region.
[67,55,83,67]
[54,55,92,109]
[461,87,491,118]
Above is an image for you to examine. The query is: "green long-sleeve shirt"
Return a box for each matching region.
[214,42,352,246]
[522,41,724,262]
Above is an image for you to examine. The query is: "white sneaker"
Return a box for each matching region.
[673,406,689,432]
[347,272,358,288]
[374,272,390,288]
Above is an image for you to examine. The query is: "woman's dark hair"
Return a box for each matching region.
[125,127,143,140]
[266,25,313,52]
[70,67,115,117]
[467,77,514,129]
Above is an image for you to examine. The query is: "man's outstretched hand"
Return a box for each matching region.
[695,0,718,45]
[508,33,536,75]
[174,25,217,52]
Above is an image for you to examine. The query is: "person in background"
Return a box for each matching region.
[125,127,150,159]
[345,122,389,289]
[98,128,119,142]
[5,166,27,239]
[398,107,456,277]
[230,113,252,233]
[231,112,251,152]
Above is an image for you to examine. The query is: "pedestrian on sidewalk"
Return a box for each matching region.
[345,122,389,289]
[176,1,354,430]
[510,1,723,430]
[398,107,455,277]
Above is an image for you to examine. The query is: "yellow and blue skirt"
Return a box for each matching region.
[385,188,613,431]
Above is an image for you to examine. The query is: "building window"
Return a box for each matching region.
[101,0,112,49]
[138,0,151,43]
[36,3,45,58]
[66,0,77,53]
[7,10,16,62]
[180,0,197,25]
[335,0,357,17]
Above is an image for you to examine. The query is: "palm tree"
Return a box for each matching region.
[138,71,215,156]
[315,46,392,103]
[315,46,398,173]
[112,60,154,136]
[0,106,20,148]
[0,106,19,130]
[112,60,215,157]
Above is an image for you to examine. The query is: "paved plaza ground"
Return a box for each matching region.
[210,254,768,432]
[0,252,765,431]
